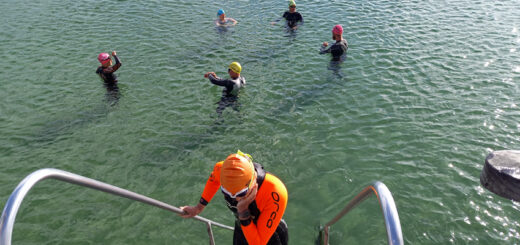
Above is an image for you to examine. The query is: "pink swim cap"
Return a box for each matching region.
[332,24,343,35]
[98,53,110,64]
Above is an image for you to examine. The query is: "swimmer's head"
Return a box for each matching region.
[217,9,225,17]
[98,53,111,66]
[332,24,343,35]
[289,0,296,9]
[229,62,242,74]
[220,151,255,199]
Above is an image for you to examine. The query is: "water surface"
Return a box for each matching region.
[1,0,520,244]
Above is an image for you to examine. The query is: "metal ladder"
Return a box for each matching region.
[0,168,233,245]
[319,181,403,245]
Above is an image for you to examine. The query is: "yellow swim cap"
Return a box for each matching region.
[229,62,242,74]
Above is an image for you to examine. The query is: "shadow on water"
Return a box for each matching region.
[136,24,335,166]
[215,96,242,118]
[282,26,299,41]
[268,58,348,117]
[215,26,235,35]
[138,111,245,166]
[138,58,344,167]
[327,57,346,79]
[33,85,121,144]
[104,83,121,107]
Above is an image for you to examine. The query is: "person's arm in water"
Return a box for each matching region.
[180,161,223,218]
[270,12,287,25]
[103,51,122,73]
[238,174,288,245]
[319,42,333,54]
[112,51,121,71]
[215,18,237,27]
[227,17,238,26]
[205,72,235,87]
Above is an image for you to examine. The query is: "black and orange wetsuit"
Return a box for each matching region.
[96,55,121,85]
[199,161,289,245]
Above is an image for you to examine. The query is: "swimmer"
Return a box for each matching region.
[204,62,246,115]
[320,25,348,61]
[204,61,245,99]
[215,9,237,27]
[96,51,121,84]
[270,0,303,30]
[180,151,289,245]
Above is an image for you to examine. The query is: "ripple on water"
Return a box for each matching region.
[2,0,520,244]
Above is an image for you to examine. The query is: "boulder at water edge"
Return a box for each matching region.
[480,150,520,202]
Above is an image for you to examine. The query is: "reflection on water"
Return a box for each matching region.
[216,25,228,34]
[216,26,234,35]
[2,0,520,244]
[34,85,121,145]
[104,83,121,107]
[35,105,109,144]
[328,57,346,78]
[215,96,241,117]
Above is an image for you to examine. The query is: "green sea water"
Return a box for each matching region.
[1,0,520,244]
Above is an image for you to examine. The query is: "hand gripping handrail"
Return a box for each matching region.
[320,181,403,245]
[0,168,233,245]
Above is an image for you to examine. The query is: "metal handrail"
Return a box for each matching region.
[0,168,233,245]
[320,181,403,245]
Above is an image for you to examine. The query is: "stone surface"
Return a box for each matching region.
[480,150,520,202]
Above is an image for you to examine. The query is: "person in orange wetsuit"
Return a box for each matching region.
[180,151,289,245]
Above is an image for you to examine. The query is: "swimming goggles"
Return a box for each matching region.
[221,150,254,198]
[221,185,249,199]
[221,174,254,199]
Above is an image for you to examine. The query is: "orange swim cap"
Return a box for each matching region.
[220,153,254,195]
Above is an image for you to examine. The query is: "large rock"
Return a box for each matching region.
[481,150,520,202]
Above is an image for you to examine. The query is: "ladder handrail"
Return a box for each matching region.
[0,168,233,245]
[320,181,403,245]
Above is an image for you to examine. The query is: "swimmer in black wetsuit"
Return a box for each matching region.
[204,62,246,115]
[96,51,121,104]
[320,25,348,61]
[271,0,303,30]
[96,51,121,84]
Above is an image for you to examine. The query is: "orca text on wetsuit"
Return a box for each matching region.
[200,161,289,245]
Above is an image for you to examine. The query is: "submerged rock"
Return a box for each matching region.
[480,150,520,202]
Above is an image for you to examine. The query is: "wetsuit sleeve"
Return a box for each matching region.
[208,74,234,87]
[320,44,332,54]
[241,174,288,245]
[272,12,287,23]
[112,55,121,71]
[199,161,223,206]
[102,55,122,73]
